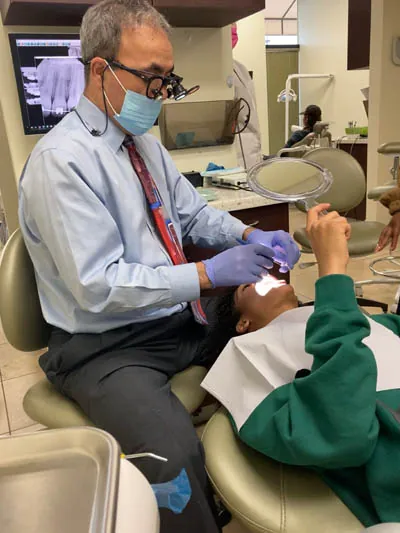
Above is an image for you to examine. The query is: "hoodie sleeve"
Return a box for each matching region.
[238,275,380,469]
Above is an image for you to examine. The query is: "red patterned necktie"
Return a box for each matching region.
[124,136,208,325]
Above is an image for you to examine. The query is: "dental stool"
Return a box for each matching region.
[202,409,363,533]
[0,229,207,429]
[368,142,400,201]
[357,142,400,295]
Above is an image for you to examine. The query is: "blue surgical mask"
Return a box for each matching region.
[105,65,162,136]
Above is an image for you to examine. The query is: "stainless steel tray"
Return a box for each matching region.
[0,427,120,533]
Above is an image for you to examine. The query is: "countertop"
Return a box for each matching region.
[334,137,368,145]
[205,186,282,212]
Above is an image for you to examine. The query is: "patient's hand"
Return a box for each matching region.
[306,204,351,278]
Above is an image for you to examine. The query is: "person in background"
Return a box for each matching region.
[376,183,400,314]
[284,104,322,149]
[18,1,300,532]
[231,23,263,170]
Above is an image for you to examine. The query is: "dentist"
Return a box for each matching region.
[18,1,300,532]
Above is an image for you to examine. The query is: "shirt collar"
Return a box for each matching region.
[74,95,126,153]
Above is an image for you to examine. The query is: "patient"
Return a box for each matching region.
[202,204,400,528]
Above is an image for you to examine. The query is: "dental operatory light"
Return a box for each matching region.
[255,275,286,297]
[277,89,297,103]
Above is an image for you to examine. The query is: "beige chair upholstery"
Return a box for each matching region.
[378,142,400,155]
[295,220,384,256]
[24,366,208,429]
[0,229,207,429]
[293,148,385,257]
[313,121,332,148]
[202,409,362,533]
[0,227,50,352]
[23,379,94,428]
[368,184,396,201]
[277,132,315,158]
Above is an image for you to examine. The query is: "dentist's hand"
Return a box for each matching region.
[245,229,301,272]
[307,204,351,278]
[202,244,274,288]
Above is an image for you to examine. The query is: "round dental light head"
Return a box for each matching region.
[255,275,286,296]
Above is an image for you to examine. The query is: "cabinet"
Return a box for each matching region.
[153,0,265,28]
[347,0,371,70]
[1,0,264,27]
[184,203,290,284]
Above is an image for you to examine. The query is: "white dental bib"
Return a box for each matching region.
[202,306,400,431]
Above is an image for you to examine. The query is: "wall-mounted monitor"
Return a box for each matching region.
[9,33,83,135]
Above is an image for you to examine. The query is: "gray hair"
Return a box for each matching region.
[80,0,171,82]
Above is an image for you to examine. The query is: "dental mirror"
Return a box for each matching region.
[247,157,333,208]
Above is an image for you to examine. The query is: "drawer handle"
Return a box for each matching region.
[248,220,260,227]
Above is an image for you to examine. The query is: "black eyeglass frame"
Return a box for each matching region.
[106,59,183,100]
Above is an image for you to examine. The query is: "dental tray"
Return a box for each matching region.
[0,427,120,533]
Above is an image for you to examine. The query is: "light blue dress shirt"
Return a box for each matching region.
[19,96,247,334]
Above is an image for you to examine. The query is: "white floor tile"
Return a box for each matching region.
[3,372,43,431]
[0,381,9,435]
[0,343,42,381]
[11,423,46,436]
[0,319,6,345]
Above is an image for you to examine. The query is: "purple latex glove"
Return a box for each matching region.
[203,244,274,288]
[246,229,300,273]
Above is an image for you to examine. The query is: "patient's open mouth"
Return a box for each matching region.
[255,275,286,296]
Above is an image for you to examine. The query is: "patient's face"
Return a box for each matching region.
[233,282,298,334]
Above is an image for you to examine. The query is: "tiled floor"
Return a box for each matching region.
[0,325,45,436]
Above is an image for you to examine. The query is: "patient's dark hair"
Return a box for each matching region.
[199,289,242,366]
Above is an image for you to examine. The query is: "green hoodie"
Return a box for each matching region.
[235,275,400,527]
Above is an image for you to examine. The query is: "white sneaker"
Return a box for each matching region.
[390,285,400,314]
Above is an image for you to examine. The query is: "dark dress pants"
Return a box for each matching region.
[39,301,221,533]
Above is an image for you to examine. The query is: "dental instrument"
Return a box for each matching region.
[122,452,168,462]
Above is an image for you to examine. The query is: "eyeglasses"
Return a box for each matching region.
[106,59,199,101]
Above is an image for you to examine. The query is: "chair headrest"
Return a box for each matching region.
[313,121,330,135]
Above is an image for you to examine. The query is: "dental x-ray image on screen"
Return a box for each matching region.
[9,34,84,135]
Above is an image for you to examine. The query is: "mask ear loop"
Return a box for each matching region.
[102,59,126,117]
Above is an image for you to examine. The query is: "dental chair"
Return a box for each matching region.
[203,409,400,533]
[291,147,391,302]
[202,408,363,533]
[0,229,207,429]
[277,121,332,158]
